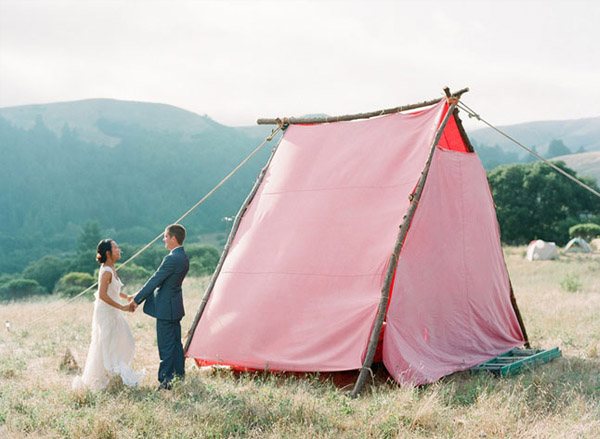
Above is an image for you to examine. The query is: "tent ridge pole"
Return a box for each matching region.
[184,130,285,354]
[257,88,469,126]
[350,101,459,398]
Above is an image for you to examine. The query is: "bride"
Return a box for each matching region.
[72,239,144,390]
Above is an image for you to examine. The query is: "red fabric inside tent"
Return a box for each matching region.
[437,112,470,152]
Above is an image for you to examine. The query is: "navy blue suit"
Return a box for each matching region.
[134,246,189,385]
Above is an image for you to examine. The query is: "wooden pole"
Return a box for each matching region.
[509,281,530,348]
[184,127,284,354]
[257,88,469,126]
[349,102,459,398]
[441,87,475,153]
[452,109,475,152]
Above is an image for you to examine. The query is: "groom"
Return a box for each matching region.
[131,224,189,390]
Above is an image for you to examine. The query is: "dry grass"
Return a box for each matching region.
[1,248,598,438]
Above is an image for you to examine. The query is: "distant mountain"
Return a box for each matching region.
[236,125,276,141]
[551,151,600,184]
[0,99,279,273]
[468,116,600,155]
[0,98,220,147]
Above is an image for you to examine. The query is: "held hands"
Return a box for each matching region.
[121,294,138,313]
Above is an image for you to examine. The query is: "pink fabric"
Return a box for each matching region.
[382,148,524,385]
[186,101,446,371]
[187,100,525,383]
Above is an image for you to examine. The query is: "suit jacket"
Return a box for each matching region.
[134,246,189,321]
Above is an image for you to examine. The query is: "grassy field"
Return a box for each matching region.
[1,247,598,438]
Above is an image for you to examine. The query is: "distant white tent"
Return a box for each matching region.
[564,238,592,253]
[526,240,559,261]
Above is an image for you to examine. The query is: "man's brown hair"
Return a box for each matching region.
[166,224,186,245]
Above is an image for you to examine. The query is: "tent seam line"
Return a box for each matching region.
[261,184,415,195]
[220,271,382,278]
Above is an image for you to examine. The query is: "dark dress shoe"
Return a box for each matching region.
[156,381,172,391]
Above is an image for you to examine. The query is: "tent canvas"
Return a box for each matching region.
[185,96,526,390]
[564,237,592,253]
[526,240,559,261]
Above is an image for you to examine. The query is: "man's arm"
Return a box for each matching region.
[134,255,175,304]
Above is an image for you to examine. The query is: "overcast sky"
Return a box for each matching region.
[1,0,599,129]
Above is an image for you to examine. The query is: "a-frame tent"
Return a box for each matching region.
[185,89,528,395]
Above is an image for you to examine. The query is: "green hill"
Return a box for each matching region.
[551,151,600,184]
[469,116,600,155]
[0,98,218,146]
[0,99,279,273]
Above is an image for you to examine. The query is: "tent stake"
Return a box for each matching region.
[350,101,459,398]
[257,88,468,125]
[184,129,285,354]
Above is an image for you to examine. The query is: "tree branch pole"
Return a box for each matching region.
[509,281,530,348]
[184,127,284,354]
[257,88,469,126]
[350,101,459,398]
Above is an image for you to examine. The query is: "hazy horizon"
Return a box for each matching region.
[1,95,598,130]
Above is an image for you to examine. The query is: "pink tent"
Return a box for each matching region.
[185,93,527,392]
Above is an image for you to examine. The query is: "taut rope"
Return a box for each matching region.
[458,101,600,199]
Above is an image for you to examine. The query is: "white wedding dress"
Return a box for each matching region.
[72,265,144,390]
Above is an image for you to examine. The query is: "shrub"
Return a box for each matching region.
[488,162,600,244]
[0,274,17,288]
[568,223,600,241]
[22,255,69,292]
[122,244,167,272]
[115,263,152,285]
[187,244,220,276]
[560,274,582,293]
[54,272,96,298]
[186,243,219,260]
[0,278,46,301]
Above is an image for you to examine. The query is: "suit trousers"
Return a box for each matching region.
[156,318,185,384]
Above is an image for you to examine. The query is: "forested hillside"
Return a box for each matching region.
[0,101,277,273]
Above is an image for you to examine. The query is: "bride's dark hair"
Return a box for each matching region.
[96,239,113,264]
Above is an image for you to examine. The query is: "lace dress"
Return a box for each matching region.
[72,265,145,390]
